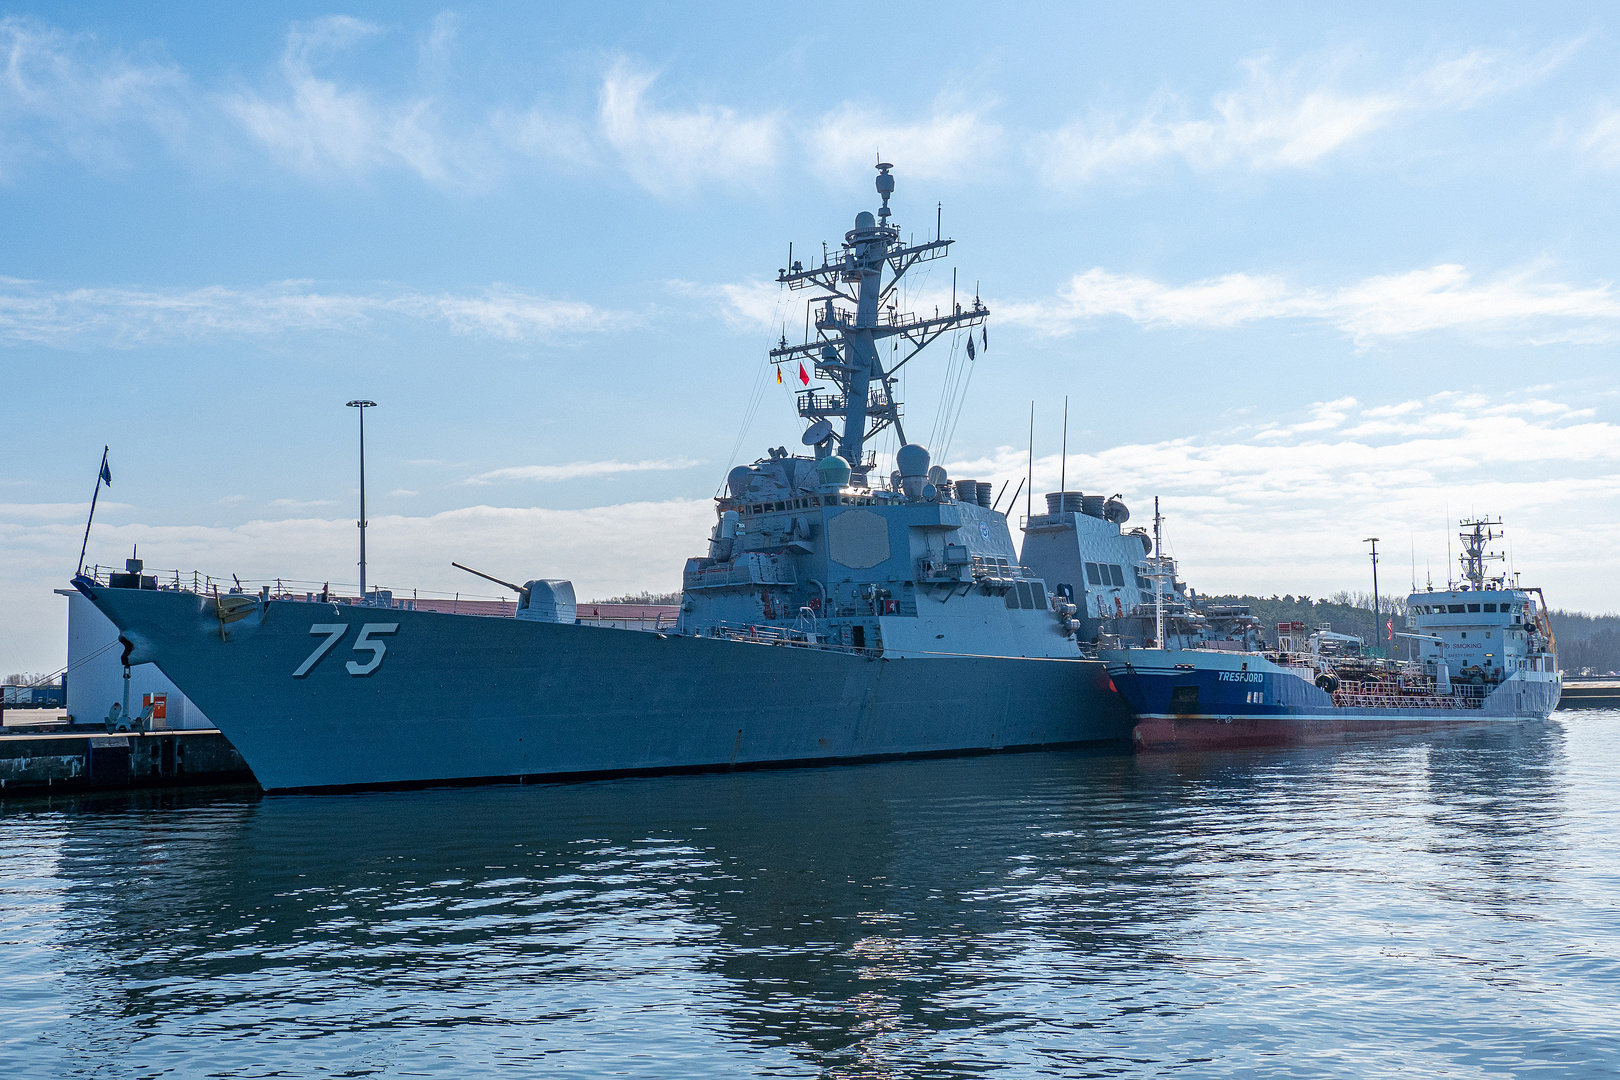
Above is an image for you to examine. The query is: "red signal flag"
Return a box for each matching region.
[798,362,810,386]
[776,366,782,385]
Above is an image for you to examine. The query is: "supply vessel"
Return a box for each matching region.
[1102,517,1562,750]
[73,165,1147,792]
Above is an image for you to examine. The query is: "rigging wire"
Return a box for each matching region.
[721,282,791,488]
[940,343,978,464]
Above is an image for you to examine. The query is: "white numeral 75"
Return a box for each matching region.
[292,623,399,678]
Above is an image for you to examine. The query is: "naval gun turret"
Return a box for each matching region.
[451,561,576,624]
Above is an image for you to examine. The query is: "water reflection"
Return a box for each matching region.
[4,716,1618,1078]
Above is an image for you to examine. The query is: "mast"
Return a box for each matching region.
[1457,517,1503,590]
[1153,497,1165,649]
[1365,537,1380,659]
[771,164,987,479]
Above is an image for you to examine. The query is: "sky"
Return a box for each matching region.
[3,1,1620,675]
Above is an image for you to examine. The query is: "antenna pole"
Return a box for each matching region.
[1154,497,1165,650]
[76,445,109,576]
[347,400,377,603]
[1059,396,1068,499]
[1026,401,1034,522]
[1365,537,1381,658]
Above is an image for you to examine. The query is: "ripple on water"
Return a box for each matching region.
[2,712,1618,1078]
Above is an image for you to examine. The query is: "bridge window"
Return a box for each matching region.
[1467,604,1481,613]
[1085,563,1103,585]
[1448,605,1465,613]
[1006,585,1026,610]
[1031,585,1048,610]
[1108,564,1125,587]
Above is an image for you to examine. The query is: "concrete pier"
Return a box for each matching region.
[1559,680,1620,708]
[0,727,255,794]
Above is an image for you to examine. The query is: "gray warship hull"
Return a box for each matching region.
[83,584,1134,792]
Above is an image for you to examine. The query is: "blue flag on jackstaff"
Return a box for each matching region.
[100,459,112,486]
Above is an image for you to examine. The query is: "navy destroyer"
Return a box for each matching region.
[72,165,1145,792]
[1101,517,1562,750]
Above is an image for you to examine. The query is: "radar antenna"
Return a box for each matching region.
[771,163,988,479]
[1456,517,1504,590]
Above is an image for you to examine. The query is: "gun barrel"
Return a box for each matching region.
[451,561,525,595]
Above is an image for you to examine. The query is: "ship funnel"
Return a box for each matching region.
[1045,492,1084,516]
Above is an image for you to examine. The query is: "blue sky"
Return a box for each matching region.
[4,2,1620,673]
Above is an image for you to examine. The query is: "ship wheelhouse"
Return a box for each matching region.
[1406,585,1557,685]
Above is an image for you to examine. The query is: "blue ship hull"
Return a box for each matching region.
[1104,648,1561,751]
[79,584,1135,791]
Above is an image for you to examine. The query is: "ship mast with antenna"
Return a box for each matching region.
[1457,517,1504,589]
[770,163,988,480]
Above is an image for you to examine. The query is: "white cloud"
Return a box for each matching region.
[389,488,418,497]
[598,61,779,195]
[999,262,1620,345]
[810,101,1003,182]
[222,15,495,188]
[669,278,789,333]
[0,279,632,347]
[492,104,598,169]
[940,389,1620,609]
[1577,101,1620,169]
[0,15,189,179]
[269,498,335,508]
[464,458,705,485]
[1036,45,1574,186]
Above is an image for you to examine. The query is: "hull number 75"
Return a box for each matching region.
[292,623,399,678]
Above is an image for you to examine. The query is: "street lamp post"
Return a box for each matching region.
[347,400,377,604]
[1364,536,1381,659]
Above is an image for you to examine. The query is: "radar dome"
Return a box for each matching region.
[854,211,876,229]
[817,454,852,489]
[895,443,930,479]
[727,466,755,499]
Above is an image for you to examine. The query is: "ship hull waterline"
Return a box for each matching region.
[1107,651,1561,753]
[1130,712,1551,752]
[79,584,1135,793]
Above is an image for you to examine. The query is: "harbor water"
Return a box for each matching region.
[3,713,1618,1078]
